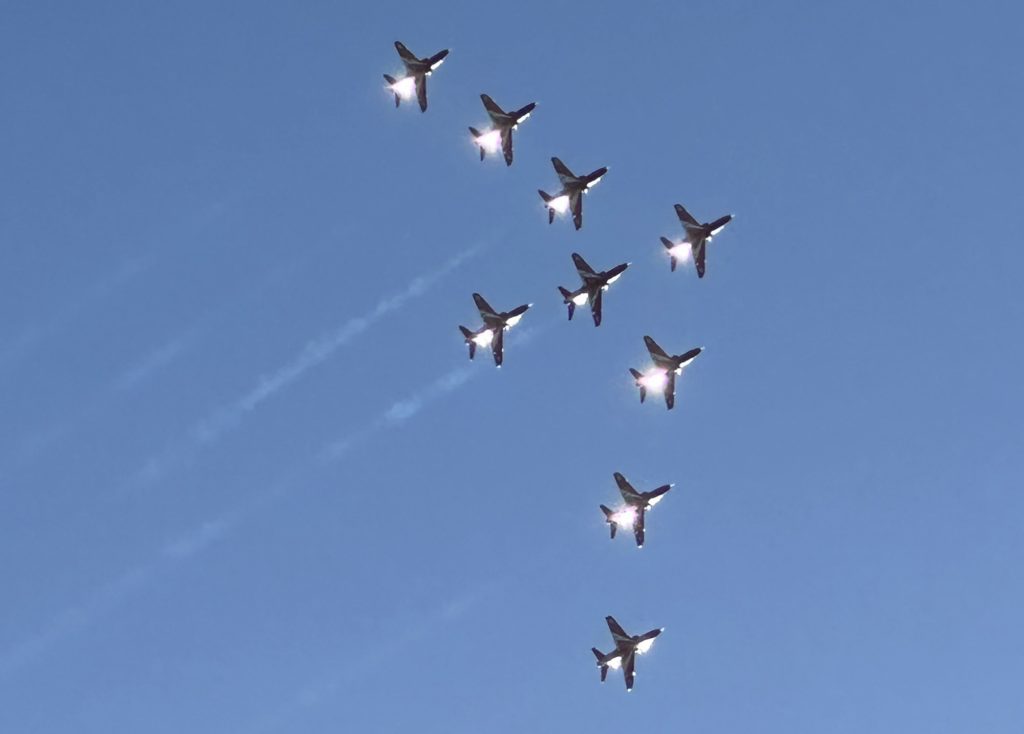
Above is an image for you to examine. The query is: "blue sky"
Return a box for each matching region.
[2,1,1022,731]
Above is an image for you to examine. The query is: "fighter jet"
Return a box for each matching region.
[538,157,608,230]
[661,204,733,277]
[468,94,536,166]
[628,335,702,410]
[458,293,531,367]
[383,41,449,112]
[557,253,629,327]
[600,472,672,548]
[591,616,664,692]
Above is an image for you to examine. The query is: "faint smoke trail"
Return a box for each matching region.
[130,243,484,489]
[0,313,550,680]
[0,256,152,372]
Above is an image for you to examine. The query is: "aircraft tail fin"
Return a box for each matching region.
[592,648,610,682]
[558,286,576,320]
[459,326,476,360]
[383,74,401,107]
[629,368,646,403]
[600,505,617,539]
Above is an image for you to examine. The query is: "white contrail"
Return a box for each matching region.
[0,311,551,680]
[130,243,484,489]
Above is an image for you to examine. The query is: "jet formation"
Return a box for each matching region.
[383,39,737,694]
[539,157,608,230]
[459,293,531,367]
[592,616,664,692]
[600,472,672,548]
[661,204,734,278]
[557,253,629,327]
[469,94,536,166]
[629,336,702,410]
[383,41,449,112]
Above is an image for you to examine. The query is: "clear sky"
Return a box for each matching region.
[2,1,1023,731]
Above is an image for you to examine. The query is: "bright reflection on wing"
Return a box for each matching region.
[610,507,637,527]
[572,292,590,306]
[606,656,623,670]
[647,494,664,506]
[636,638,656,654]
[475,129,502,153]
[548,195,570,214]
[472,329,494,346]
[505,314,523,328]
[638,370,669,392]
[606,273,623,285]
[390,76,416,99]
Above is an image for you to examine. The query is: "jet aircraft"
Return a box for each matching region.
[383,41,449,112]
[538,157,608,230]
[591,616,664,692]
[468,94,536,166]
[628,335,702,410]
[557,253,629,327]
[661,204,733,277]
[600,472,672,548]
[459,293,531,367]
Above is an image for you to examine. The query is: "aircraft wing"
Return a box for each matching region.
[693,238,706,278]
[473,293,497,319]
[606,615,630,644]
[571,192,583,230]
[614,472,640,502]
[415,74,428,112]
[633,509,645,548]
[394,41,418,63]
[591,288,603,327]
[552,157,576,186]
[622,649,636,691]
[572,252,596,278]
[501,128,513,166]
[643,335,670,361]
[675,203,699,226]
[664,370,676,410]
[481,93,505,119]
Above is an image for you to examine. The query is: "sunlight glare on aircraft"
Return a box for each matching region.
[636,638,656,654]
[389,76,416,99]
[475,129,502,153]
[549,195,570,214]
[610,507,637,526]
[472,329,495,346]
[639,370,668,392]
[505,313,524,328]
[572,292,590,306]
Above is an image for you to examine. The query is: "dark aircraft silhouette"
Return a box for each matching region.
[628,335,702,410]
[661,204,733,277]
[468,94,536,166]
[383,41,449,112]
[459,293,530,367]
[600,472,672,548]
[538,157,608,230]
[557,253,629,327]
[591,616,664,692]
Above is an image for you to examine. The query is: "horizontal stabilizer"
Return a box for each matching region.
[459,325,476,360]
[558,286,576,320]
[629,368,646,403]
[600,505,617,539]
